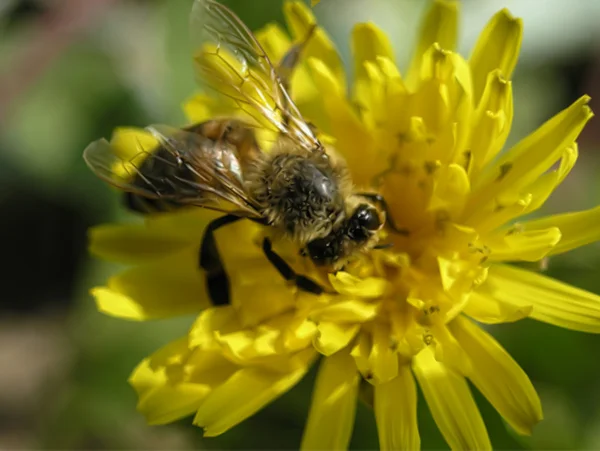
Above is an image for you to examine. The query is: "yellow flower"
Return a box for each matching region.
[89,1,600,450]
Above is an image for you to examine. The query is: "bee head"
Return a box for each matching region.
[305,203,383,268]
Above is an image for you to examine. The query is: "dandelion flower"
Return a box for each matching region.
[88,1,600,449]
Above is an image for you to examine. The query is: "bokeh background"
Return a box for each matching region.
[1,0,600,449]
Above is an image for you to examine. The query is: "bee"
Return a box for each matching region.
[83,0,404,304]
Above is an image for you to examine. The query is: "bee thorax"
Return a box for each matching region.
[248,152,344,243]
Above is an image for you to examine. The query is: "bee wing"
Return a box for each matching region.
[83,124,262,217]
[190,0,322,153]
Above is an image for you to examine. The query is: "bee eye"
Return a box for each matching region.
[356,205,381,231]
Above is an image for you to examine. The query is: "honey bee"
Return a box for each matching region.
[83,0,404,304]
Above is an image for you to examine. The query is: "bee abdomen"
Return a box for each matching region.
[123,147,199,214]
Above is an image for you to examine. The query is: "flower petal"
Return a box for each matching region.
[413,348,491,450]
[129,338,223,425]
[469,9,522,104]
[309,299,379,323]
[300,350,359,450]
[431,323,472,375]
[450,316,543,435]
[183,94,220,123]
[519,205,600,256]
[428,163,470,214]
[483,264,600,333]
[329,272,390,298]
[466,96,593,228]
[350,327,399,384]
[368,323,399,384]
[111,127,158,160]
[486,227,562,262]
[92,249,209,320]
[374,365,420,451]
[314,322,360,356]
[193,349,316,436]
[228,262,297,327]
[352,22,394,83]
[464,291,532,324]
[469,70,513,175]
[307,58,382,185]
[89,223,195,264]
[519,144,578,216]
[406,0,459,89]
[132,368,208,425]
[283,1,345,89]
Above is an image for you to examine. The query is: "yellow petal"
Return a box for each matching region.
[428,163,470,213]
[189,306,240,349]
[409,53,451,134]
[277,315,318,352]
[519,204,600,256]
[464,291,532,324]
[489,95,591,187]
[130,337,189,397]
[255,22,292,62]
[431,323,472,375]
[486,227,561,262]
[300,350,359,450]
[355,60,386,131]
[309,300,379,323]
[183,94,219,124]
[470,70,513,175]
[208,221,298,326]
[89,223,194,264]
[193,349,315,436]
[350,327,399,385]
[130,338,212,425]
[368,323,399,384]
[413,348,491,450]
[308,58,381,185]
[284,1,345,90]
[92,249,209,320]
[519,144,578,216]
[314,322,360,356]
[111,127,158,160]
[450,316,543,435]
[483,264,600,333]
[406,0,459,89]
[215,328,279,363]
[328,272,390,298]
[466,96,593,225]
[374,365,420,451]
[469,9,523,104]
[352,22,394,84]
[228,262,297,327]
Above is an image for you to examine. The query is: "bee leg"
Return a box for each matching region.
[199,214,244,306]
[262,237,324,295]
[356,193,410,236]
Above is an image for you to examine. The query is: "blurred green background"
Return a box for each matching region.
[1,0,600,449]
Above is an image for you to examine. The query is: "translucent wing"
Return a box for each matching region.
[83,124,262,217]
[190,0,323,152]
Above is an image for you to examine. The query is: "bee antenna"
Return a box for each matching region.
[374,243,394,250]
